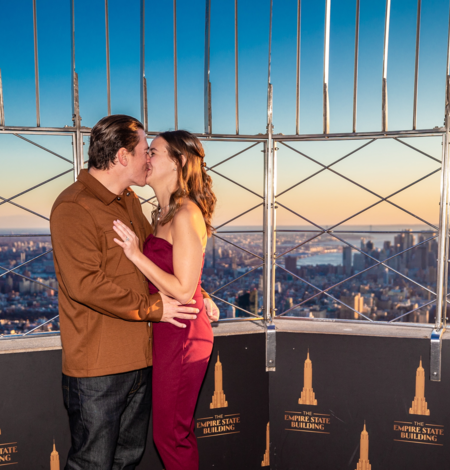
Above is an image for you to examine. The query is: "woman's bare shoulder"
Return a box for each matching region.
[172,200,204,231]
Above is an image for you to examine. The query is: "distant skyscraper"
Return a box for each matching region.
[343,247,352,274]
[353,253,365,272]
[285,256,297,275]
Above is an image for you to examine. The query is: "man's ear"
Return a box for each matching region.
[117,148,128,167]
[181,154,187,168]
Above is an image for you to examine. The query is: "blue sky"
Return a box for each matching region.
[0,0,449,229]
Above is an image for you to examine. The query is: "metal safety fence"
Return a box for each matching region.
[1,0,450,378]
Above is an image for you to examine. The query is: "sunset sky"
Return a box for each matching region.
[0,0,448,230]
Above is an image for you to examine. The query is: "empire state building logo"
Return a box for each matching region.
[355,423,371,470]
[298,350,317,406]
[50,439,60,470]
[210,352,228,409]
[409,358,430,416]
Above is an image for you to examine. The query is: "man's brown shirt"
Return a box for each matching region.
[50,170,163,377]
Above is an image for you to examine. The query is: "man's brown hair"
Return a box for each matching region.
[88,114,144,170]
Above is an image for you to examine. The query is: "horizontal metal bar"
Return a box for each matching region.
[216,230,263,233]
[0,233,50,237]
[274,315,434,328]
[273,130,445,141]
[0,127,445,141]
[217,317,265,324]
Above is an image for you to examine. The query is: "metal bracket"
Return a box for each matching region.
[266,323,276,372]
[430,328,445,382]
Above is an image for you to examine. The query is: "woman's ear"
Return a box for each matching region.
[181,154,187,167]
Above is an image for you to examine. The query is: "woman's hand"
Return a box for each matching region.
[113,220,140,261]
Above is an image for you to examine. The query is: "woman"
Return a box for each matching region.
[112,130,216,470]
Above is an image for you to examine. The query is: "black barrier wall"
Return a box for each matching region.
[1,327,449,469]
[270,332,450,470]
[139,333,270,469]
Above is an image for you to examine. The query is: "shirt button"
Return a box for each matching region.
[130,221,133,225]
[117,197,121,201]
[126,192,130,196]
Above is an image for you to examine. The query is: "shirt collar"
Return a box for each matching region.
[77,169,122,206]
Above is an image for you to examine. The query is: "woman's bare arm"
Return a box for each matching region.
[113,206,205,304]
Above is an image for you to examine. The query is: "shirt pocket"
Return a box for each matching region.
[103,230,136,278]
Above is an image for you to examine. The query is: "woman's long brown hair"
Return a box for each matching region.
[151,130,216,236]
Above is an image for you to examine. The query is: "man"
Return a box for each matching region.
[50,114,219,469]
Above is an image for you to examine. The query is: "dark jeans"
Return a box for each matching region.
[62,367,152,470]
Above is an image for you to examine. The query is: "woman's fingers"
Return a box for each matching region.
[168,318,187,328]
[112,224,126,238]
[113,238,125,247]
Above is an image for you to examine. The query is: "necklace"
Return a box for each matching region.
[157,204,170,221]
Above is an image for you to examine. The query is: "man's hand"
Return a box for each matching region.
[159,292,198,328]
[204,298,220,323]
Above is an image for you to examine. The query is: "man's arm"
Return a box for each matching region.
[51,202,163,322]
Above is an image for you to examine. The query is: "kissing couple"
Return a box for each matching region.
[50,114,219,470]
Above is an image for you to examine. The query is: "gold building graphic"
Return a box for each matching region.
[261,422,270,467]
[355,423,371,470]
[50,439,60,470]
[298,350,317,406]
[210,352,228,409]
[409,358,430,416]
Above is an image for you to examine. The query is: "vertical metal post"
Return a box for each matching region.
[352,0,360,133]
[105,0,111,116]
[71,0,83,179]
[32,0,40,127]
[265,0,276,371]
[295,0,301,135]
[0,69,4,127]
[173,0,178,131]
[430,0,450,383]
[140,0,148,130]
[265,85,276,371]
[204,0,212,134]
[431,72,450,382]
[436,120,450,331]
[412,0,421,130]
[234,0,239,135]
[323,0,331,135]
[382,0,391,132]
